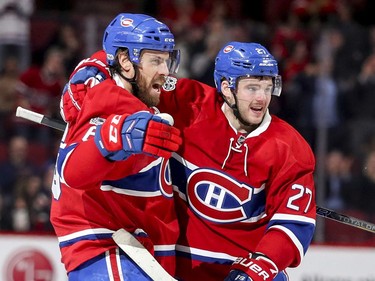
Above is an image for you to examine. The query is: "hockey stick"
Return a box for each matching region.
[15,106,66,132]
[15,106,175,131]
[112,229,177,281]
[14,107,375,234]
[316,206,375,234]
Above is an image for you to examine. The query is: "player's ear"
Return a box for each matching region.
[118,51,135,78]
[221,80,234,103]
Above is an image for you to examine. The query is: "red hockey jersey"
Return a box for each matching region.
[51,77,178,275]
[158,77,316,281]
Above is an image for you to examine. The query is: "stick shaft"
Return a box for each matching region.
[316,206,375,234]
[113,229,177,281]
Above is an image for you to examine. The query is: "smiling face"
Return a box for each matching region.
[222,76,273,131]
[136,50,171,107]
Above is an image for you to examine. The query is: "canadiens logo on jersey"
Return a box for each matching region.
[162,76,177,91]
[185,168,265,223]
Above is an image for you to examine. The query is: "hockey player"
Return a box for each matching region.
[59,40,316,280]
[157,42,317,280]
[51,13,182,280]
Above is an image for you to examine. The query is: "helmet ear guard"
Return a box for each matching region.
[214,42,282,96]
[102,13,180,74]
[272,75,282,96]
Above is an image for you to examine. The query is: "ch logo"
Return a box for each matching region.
[120,17,134,27]
[187,169,253,223]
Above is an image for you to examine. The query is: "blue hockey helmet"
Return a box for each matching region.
[214,42,282,96]
[102,13,180,73]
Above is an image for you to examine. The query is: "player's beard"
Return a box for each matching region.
[136,74,165,107]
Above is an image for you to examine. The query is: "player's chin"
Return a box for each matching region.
[247,112,265,124]
[147,91,161,107]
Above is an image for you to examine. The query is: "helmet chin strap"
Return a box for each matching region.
[116,64,140,97]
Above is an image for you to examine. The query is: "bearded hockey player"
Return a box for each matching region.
[51,13,182,280]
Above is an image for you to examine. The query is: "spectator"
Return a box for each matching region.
[11,196,30,232]
[189,17,229,86]
[343,54,375,157]
[33,163,54,232]
[13,172,52,232]
[353,54,375,120]
[270,11,310,77]
[0,190,11,230]
[47,22,82,74]
[0,136,34,201]
[347,150,375,216]
[13,174,41,231]
[0,0,34,72]
[280,61,317,146]
[324,148,355,210]
[0,135,36,213]
[282,40,310,84]
[284,58,341,150]
[15,46,66,144]
[330,2,369,94]
[0,56,20,140]
[312,58,341,148]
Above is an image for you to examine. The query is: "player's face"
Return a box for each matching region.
[235,76,273,125]
[136,50,170,107]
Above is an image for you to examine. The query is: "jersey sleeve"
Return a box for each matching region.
[255,124,316,271]
[60,50,109,124]
[57,140,112,189]
[57,80,152,190]
[57,139,150,189]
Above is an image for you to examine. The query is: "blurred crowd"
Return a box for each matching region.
[0,0,375,244]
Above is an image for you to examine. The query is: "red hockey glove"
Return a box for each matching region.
[95,111,182,161]
[142,118,181,158]
[224,253,279,281]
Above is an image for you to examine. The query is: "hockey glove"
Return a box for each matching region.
[95,111,182,161]
[224,253,278,281]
